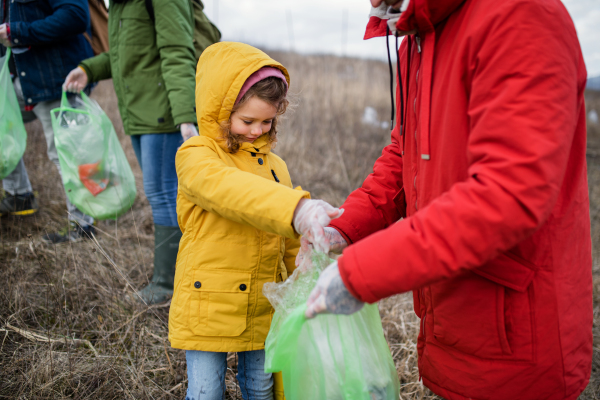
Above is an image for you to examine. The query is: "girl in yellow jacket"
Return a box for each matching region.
[169,42,342,400]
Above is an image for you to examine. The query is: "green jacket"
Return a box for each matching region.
[80,0,196,135]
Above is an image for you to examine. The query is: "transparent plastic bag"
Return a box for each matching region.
[51,91,136,220]
[263,251,400,400]
[0,49,27,179]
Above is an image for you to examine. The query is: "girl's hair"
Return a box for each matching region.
[221,76,289,153]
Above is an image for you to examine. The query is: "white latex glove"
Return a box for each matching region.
[295,227,348,268]
[0,24,11,48]
[63,67,89,93]
[305,261,364,318]
[292,199,343,253]
[180,123,199,142]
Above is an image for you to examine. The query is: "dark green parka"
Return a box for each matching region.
[80,0,196,135]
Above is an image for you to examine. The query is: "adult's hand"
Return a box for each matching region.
[0,24,11,48]
[63,67,88,93]
[370,0,403,8]
[305,261,364,318]
[295,227,348,268]
[293,199,343,253]
[180,123,199,142]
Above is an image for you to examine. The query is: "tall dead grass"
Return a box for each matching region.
[0,51,598,399]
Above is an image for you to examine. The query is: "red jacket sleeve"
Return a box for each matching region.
[328,131,404,245]
[338,1,587,303]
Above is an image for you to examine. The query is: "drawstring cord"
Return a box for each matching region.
[386,25,395,129]
[396,34,404,136]
[386,25,405,135]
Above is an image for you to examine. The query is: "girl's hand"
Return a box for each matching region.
[63,67,88,93]
[295,227,348,268]
[292,199,343,253]
[181,123,199,142]
[305,261,364,318]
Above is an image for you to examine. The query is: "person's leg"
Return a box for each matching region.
[140,132,181,227]
[0,158,38,216]
[2,158,33,196]
[185,350,227,400]
[0,77,38,216]
[136,132,183,304]
[237,350,274,400]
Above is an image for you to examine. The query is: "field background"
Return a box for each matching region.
[1,51,599,399]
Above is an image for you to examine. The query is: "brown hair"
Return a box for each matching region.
[220,76,289,153]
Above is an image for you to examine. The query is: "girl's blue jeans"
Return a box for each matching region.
[130,132,182,227]
[186,350,274,400]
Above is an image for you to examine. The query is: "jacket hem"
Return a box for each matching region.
[169,337,265,353]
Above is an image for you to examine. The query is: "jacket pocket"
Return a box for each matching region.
[431,252,535,361]
[188,269,251,337]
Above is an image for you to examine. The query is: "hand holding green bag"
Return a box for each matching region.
[0,48,27,179]
[263,251,400,400]
[51,91,136,220]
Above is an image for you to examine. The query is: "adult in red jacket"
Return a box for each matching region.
[303,0,592,398]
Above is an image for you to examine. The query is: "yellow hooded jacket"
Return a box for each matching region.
[168,42,309,358]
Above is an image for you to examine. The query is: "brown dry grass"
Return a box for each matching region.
[0,50,598,399]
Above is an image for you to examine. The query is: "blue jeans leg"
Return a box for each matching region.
[130,133,182,227]
[237,350,274,400]
[186,350,228,400]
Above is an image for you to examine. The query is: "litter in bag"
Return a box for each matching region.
[263,251,400,400]
[51,91,136,220]
[0,48,27,179]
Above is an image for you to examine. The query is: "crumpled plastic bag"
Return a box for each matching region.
[0,49,27,179]
[263,251,400,400]
[51,91,136,220]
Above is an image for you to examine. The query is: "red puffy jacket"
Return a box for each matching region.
[330,0,592,398]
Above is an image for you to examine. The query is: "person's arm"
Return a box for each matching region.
[337,0,587,304]
[153,0,196,126]
[9,0,89,46]
[79,52,112,83]
[176,138,310,239]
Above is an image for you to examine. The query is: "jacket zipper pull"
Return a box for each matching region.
[416,36,422,53]
[271,170,280,183]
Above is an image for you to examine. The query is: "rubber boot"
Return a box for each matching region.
[138,224,182,304]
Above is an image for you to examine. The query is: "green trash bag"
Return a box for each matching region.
[263,251,400,400]
[51,91,136,220]
[0,48,27,179]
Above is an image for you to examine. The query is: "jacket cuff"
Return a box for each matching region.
[78,65,92,82]
[329,216,365,245]
[8,21,25,46]
[173,111,197,127]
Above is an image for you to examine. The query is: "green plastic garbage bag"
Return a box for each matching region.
[51,91,136,220]
[263,251,400,400]
[0,48,27,179]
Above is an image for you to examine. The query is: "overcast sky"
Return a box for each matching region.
[199,0,600,77]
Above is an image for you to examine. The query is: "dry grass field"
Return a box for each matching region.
[0,50,599,399]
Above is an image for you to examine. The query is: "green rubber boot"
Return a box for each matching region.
[137,225,182,304]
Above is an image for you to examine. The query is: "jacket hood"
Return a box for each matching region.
[364,0,465,39]
[195,42,290,153]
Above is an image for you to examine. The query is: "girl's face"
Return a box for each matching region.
[230,97,278,143]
